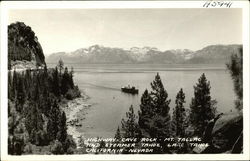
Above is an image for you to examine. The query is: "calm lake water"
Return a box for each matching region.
[50,64,236,138]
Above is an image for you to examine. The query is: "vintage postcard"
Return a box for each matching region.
[0,1,249,160]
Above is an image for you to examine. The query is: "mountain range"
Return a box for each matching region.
[7,22,242,67]
[46,44,242,64]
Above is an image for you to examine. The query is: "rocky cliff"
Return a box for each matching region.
[8,22,46,70]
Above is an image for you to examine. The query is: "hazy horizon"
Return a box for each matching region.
[9,9,242,56]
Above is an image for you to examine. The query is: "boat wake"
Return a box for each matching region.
[79,82,121,91]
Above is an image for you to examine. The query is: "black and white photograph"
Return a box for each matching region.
[1,1,249,160]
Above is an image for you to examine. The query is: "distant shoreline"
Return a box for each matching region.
[46,63,228,73]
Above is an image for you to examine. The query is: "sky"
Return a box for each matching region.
[9,9,242,56]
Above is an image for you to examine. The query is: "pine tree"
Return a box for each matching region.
[52,67,60,97]
[47,100,60,140]
[41,65,49,89]
[115,126,121,140]
[138,89,152,129]
[57,59,64,76]
[226,47,243,110]
[140,89,152,116]
[150,73,171,116]
[138,73,172,153]
[121,105,140,138]
[50,100,60,135]
[47,119,54,142]
[69,67,75,88]
[189,73,217,137]
[44,97,52,117]
[57,111,67,143]
[112,126,122,154]
[61,67,70,95]
[139,73,171,138]
[24,102,44,144]
[172,88,186,137]
[121,105,140,154]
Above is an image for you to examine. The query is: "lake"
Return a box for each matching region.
[50,64,236,138]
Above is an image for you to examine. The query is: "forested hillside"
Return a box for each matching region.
[8,22,81,154]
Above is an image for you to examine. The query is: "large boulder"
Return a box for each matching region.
[199,112,243,153]
[211,112,243,153]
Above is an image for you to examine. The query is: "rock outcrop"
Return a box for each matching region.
[194,112,243,154]
[8,22,46,70]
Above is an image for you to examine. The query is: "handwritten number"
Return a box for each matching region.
[203,1,232,8]
[211,2,217,7]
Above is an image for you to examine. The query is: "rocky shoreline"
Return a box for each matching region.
[63,95,91,148]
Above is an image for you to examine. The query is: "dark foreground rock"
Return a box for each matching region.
[201,112,243,153]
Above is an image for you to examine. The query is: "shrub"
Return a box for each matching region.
[23,142,33,154]
[63,135,77,153]
[66,147,75,154]
[65,86,81,100]
[50,140,64,154]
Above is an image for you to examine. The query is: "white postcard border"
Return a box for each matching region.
[1,1,249,160]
